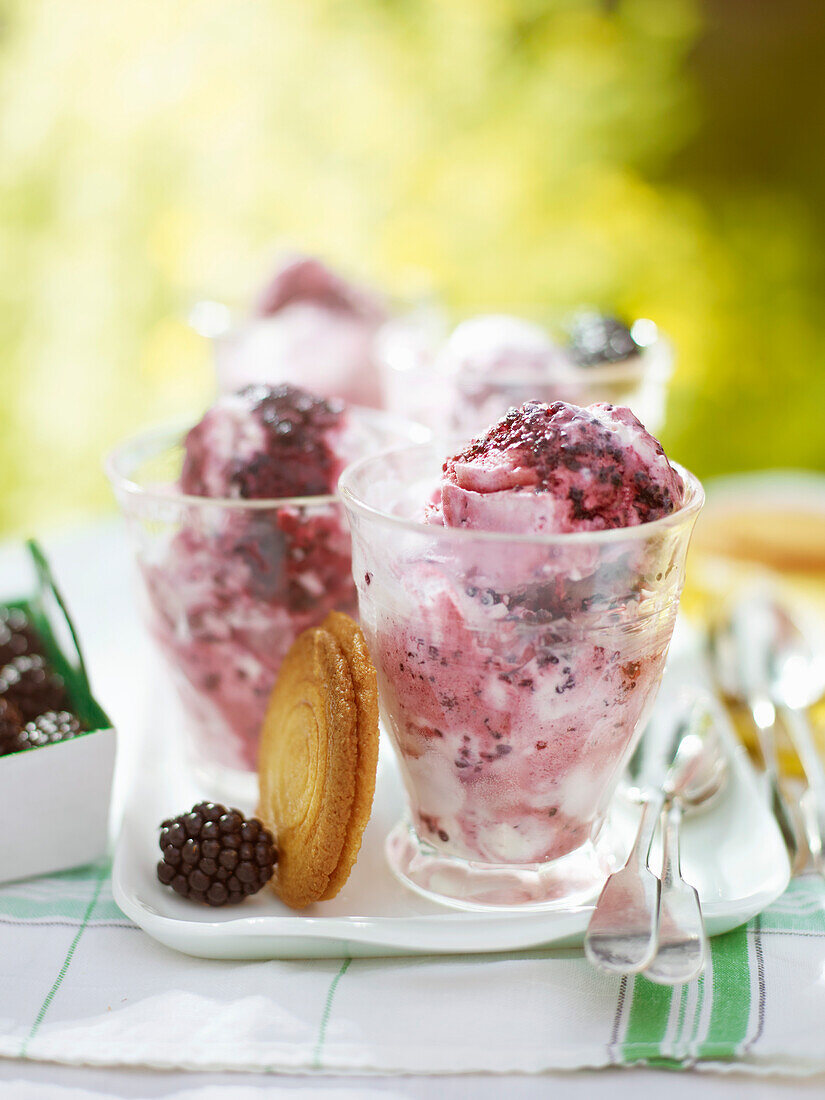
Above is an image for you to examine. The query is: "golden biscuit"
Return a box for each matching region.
[319,612,380,901]
[258,628,357,910]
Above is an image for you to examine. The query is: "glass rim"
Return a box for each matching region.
[452,348,670,389]
[104,407,425,511]
[338,442,704,548]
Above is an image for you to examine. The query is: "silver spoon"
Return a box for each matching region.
[584,790,663,975]
[708,605,803,868]
[742,593,825,872]
[585,700,725,978]
[584,706,689,975]
[643,710,728,985]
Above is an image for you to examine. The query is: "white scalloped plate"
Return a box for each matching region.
[112,631,790,959]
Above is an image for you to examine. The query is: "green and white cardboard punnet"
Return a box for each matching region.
[0,540,116,884]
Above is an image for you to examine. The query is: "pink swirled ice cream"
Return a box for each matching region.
[144,384,359,771]
[432,400,681,534]
[362,401,687,866]
[214,255,387,408]
[431,311,668,436]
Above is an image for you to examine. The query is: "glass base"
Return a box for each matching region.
[386,817,623,911]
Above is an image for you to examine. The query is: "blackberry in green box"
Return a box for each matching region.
[0,541,116,883]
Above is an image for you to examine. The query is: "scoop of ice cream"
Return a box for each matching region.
[438,314,564,381]
[432,400,683,534]
[180,383,353,500]
[214,255,387,408]
[254,254,384,321]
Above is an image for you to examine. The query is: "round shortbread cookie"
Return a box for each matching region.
[258,627,357,910]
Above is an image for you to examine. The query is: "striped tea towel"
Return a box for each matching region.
[0,861,824,1076]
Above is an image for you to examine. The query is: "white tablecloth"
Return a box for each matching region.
[1,521,824,1097]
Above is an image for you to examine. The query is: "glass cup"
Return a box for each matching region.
[340,444,703,909]
[377,309,672,438]
[106,409,425,801]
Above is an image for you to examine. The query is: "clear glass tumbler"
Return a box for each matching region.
[107,409,424,799]
[340,444,703,909]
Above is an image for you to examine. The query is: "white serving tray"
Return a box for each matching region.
[113,632,791,960]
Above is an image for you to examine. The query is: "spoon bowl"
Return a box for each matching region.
[760,599,825,711]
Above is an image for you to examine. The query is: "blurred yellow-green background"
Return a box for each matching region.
[1,0,824,535]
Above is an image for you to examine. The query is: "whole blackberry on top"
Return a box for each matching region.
[568,312,641,367]
[157,803,278,906]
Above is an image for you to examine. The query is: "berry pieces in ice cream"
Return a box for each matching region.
[180,384,351,500]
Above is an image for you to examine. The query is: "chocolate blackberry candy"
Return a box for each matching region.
[0,607,41,666]
[11,710,85,753]
[568,312,640,367]
[0,654,68,721]
[0,697,24,756]
[157,803,278,907]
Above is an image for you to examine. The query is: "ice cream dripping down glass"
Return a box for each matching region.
[107,401,426,803]
[340,434,703,910]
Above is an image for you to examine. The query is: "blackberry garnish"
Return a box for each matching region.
[0,607,40,666]
[12,710,85,753]
[568,312,640,367]
[157,803,278,907]
[0,697,23,756]
[0,654,67,721]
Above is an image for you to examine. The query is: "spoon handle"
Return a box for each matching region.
[780,704,825,871]
[644,800,708,985]
[584,794,662,975]
[749,695,801,866]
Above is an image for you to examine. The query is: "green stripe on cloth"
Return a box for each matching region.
[619,975,675,1063]
[311,957,352,1070]
[20,862,107,1057]
[694,925,752,1060]
[0,860,125,923]
[618,922,752,1066]
[759,876,825,934]
[0,894,124,922]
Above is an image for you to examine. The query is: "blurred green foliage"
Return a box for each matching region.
[0,0,823,534]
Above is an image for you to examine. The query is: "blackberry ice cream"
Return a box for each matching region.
[141,384,360,772]
[180,383,352,500]
[420,311,669,436]
[438,314,564,383]
[344,402,699,884]
[214,255,387,408]
[433,401,681,535]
